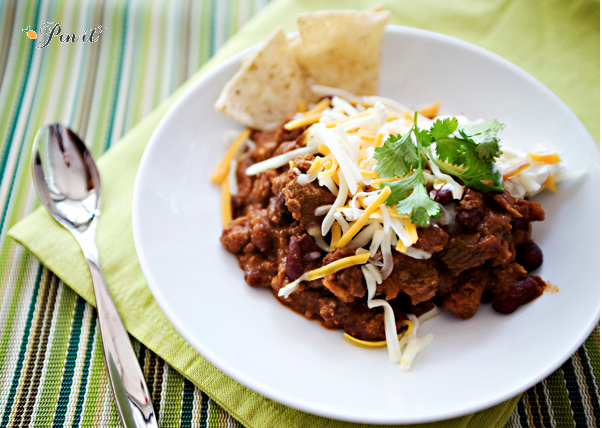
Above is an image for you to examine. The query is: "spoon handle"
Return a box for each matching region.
[74,225,158,428]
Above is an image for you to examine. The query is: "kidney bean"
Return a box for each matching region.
[515,240,543,272]
[434,187,453,205]
[492,277,539,314]
[285,236,303,280]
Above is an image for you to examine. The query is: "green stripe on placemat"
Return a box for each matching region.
[0,0,598,427]
[0,0,265,425]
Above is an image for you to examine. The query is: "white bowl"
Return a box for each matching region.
[133,26,600,424]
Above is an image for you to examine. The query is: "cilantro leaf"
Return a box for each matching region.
[434,137,472,167]
[468,168,503,191]
[396,183,441,227]
[416,129,433,148]
[374,133,419,178]
[459,120,504,161]
[458,119,505,144]
[430,117,458,140]
[381,171,424,205]
[451,149,503,191]
[474,140,501,160]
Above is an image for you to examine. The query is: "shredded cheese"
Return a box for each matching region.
[348,222,381,249]
[228,158,239,196]
[324,110,371,128]
[503,162,531,180]
[528,152,561,165]
[306,98,331,115]
[401,216,418,243]
[541,174,557,192]
[337,187,391,248]
[307,226,330,252]
[399,314,435,371]
[401,320,414,336]
[245,146,318,176]
[357,130,377,142]
[396,239,407,253]
[318,144,331,155]
[343,323,412,349]
[307,157,324,174]
[374,133,384,147]
[307,253,371,280]
[343,333,389,348]
[380,230,394,278]
[318,158,338,178]
[211,129,251,183]
[404,247,432,260]
[367,299,402,363]
[322,170,348,235]
[330,222,341,251]
[418,101,441,119]
[284,112,322,130]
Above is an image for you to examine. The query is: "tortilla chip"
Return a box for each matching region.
[294,8,390,96]
[214,27,306,130]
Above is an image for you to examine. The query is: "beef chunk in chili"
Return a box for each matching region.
[321,248,366,303]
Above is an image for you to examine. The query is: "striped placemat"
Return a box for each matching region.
[0,0,598,427]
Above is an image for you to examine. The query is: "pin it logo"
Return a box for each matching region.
[24,22,107,48]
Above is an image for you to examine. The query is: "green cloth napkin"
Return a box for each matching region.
[9,0,599,427]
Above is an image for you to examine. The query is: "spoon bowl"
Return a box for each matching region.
[32,124,101,228]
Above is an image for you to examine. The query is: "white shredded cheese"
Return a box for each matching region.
[362,266,377,302]
[368,299,402,363]
[314,205,333,216]
[334,212,350,234]
[380,230,394,279]
[389,217,414,249]
[312,123,361,194]
[363,95,409,115]
[332,96,359,116]
[348,222,381,250]
[369,229,386,258]
[246,146,318,176]
[228,159,238,195]
[398,313,436,371]
[307,226,330,252]
[364,262,383,285]
[322,170,348,236]
[403,247,432,260]
[340,102,387,134]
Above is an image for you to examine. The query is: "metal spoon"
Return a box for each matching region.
[31,124,158,428]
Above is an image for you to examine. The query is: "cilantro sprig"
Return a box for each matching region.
[429,118,504,192]
[373,113,504,226]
